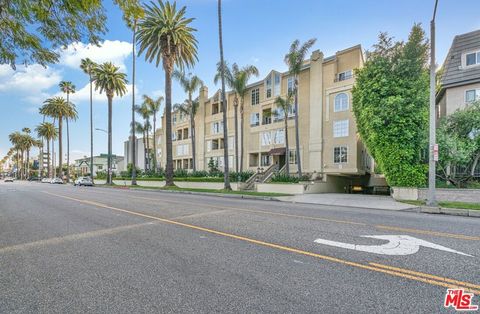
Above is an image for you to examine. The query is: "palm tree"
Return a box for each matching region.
[21,128,36,179]
[217,0,231,189]
[9,131,22,179]
[215,63,258,172]
[137,0,198,186]
[135,102,152,171]
[144,95,163,172]
[36,122,58,178]
[117,0,144,185]
[40,96,72,178]
[93,62,128,184]
[59,81,77,182]
[80,58,98,180]
[172,71,203,171]
[274,92,294,175]
[284,38,316,177]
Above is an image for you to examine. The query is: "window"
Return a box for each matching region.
[289,149,297,164]
[260,131,272,146]
[262,108,272,125]
[261,154,271,166]
[173,114,177,125]
[266,76,272,98]
[176,144,189,156]
[211,121,224,134]
[172,131,177,141]
[250,113,260,126]
[287,77,294,94]
[274,73,281,96]
[466,51,480,66]
[333,120,349,137]
[177,130,183,141]
[212,139,219,150]
[251,88,260,105]
[337,70,353,82]
[465,89,480,103]
[334,146,348,163]
[334,93,349,112]
[212,103,219,115]
[273,129,285,144]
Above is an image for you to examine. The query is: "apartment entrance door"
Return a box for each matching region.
[268,148,286,170]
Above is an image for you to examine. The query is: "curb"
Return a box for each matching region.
[420,206,480,218]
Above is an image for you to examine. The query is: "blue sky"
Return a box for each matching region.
[1,0,479,161]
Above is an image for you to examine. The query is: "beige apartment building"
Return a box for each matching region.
[159,44,374,187]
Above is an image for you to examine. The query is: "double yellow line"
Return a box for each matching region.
[41,191,480,295]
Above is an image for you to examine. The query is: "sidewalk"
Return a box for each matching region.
[276,193,418,211]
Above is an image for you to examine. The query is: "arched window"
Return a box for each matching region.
[334,93,349,112]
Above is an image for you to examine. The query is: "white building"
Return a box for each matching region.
[123,137,155,172]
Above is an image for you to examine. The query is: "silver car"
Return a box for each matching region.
[50,178,64,184]
[74,177,93,186]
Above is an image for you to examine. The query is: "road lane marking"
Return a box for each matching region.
[314,235,473,256]
[75,188,480,241]
[171,209,231,220]
[0,222,155,254]
[369,263,480,290]
[41,191,480,295]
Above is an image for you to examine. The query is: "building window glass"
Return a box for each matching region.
[466,52,480,66]
[274,73,281,96]
[273,129,285,144]
[334,146,348,163]
[287,77,294,94]
[288,150,297,164]
[262,108,272,125]
[466,89,480,103]
[250,113,260,126]
[337,70,353,81]
[334,93,349,112]
[251,88,260,105]
[260,131,272,146]
[261,154,271,166]
[211,121,224,134]
[266,76,272,98]
[333,120,349,137]
[176,144,189,156]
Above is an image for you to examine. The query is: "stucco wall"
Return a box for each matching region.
[418,188,480,203]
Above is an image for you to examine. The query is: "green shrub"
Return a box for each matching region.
[229,171,255,182]
[271,174,300,183]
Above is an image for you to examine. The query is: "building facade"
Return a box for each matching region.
[122,137,155,172]
[74,154,124,177]
[159,44,373,185]
[437,30,480,117]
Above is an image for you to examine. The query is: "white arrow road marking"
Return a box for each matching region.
[314,235,473,257]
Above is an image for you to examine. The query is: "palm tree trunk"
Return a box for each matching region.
[153,112,157,173]
[16,150,19,179]
[142,128,147,171]
[66,117,70,182]
[284,117,290,175]
[234,100,239,173]
[26,149,30,179]
[89,75,94,182]
[218,0,231,190]
[58,116,63,179]
[131,19,137,185]
[164,64,174,186]
[191,114,196,172]
[107,96,113,184]
[47,139,51,178]
[52,133,56,178]
[240,99,244,172]
[293,79,302,177]
[146,119,150,171]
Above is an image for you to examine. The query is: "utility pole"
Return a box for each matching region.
[427,0,439,206]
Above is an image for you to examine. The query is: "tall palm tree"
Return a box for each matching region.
[144,95,163,172]
[59,81,76,182]
[217,0,231,189]
[135,102,152,171]
[9,131,22,179]
[80,58,98,180]
[116,0,144,185]
[172,70,203,171]
[36,122,58,178]
[284,38,316,177]
[93,62,128,184]
[137,0,198,186]
[173,99,199,171]
[215,63,258,172]
[40,96,72,178]
[274,92,294,175]
[21,128,36,179]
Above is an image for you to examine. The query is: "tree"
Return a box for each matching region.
[92,62,128,184]
[9,131,22,179]
[59,81,77,182]
[144,95,163,172]
[40,96,72,178]
[80,58,98,181]
[135,102,153,171]
[214,62,258,172]
[173,70,203,171]
[137,0,198,186]
[0,0,107,67]
[352,25,429,187]
[20,128,36,179]
[274,92,294,175]
[36,122,58,178]
[284,38,316,177]
[115,0,144,185]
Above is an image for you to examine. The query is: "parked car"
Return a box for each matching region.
[74,177,93,186]
[4,177,14,182]
[41,178,51,183]
[50,178,64,184]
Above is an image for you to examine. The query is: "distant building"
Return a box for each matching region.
[74,154,124,177]
[123,136,155,172]
[437,29,480,117]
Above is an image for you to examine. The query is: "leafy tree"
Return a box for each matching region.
[93,62,128,184]
[284,38,316,177]
[173,70,203,171]
[137,0,198,186]
[352,25,429,187]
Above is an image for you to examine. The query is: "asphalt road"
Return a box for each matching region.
[1,181,479,313]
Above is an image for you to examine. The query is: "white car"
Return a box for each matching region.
[50,178,64,184]
[74,177,93,186]
[41,178,51,183]
[4,177,14,182]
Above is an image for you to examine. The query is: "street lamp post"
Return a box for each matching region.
[95,128,112,183]
[427,0,439,207]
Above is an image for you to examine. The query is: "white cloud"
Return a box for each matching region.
[52,82,133,104]
[59,40,132,71]
[0,64,61,96]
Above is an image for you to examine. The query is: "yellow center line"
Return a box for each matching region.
[79,188,479,241]
[41,190,480,295]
